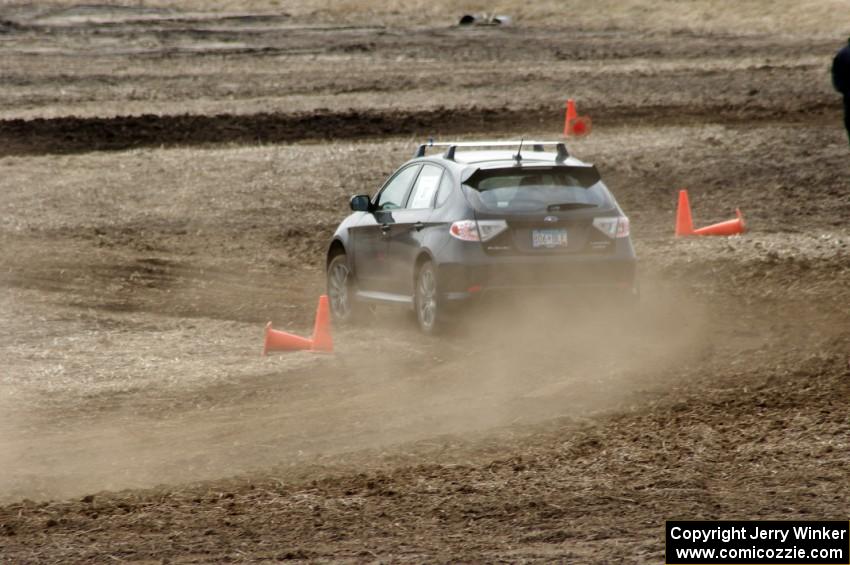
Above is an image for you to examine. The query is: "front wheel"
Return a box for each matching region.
[327,253,356,324]
[414,261,442,335]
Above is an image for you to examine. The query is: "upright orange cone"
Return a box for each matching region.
[563,99,577,136]
[310,295,333,353]
[263,322,313,355]
[693,208,745,236]
[563,99,592,137]
[675,189,695,236]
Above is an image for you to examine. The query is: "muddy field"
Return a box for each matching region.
[1,3,849,563]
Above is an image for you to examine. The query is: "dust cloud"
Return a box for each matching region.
[0,279,707,503]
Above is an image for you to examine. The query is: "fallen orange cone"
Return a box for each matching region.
[262,295,334,355]
[563,99,592,137]
[693,208,745,236]
[263,322,313,355]
[674,189,745,237]
[569,115,592,136]
[310,295,333,353]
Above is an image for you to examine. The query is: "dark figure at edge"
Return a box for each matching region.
[832,38,850,146]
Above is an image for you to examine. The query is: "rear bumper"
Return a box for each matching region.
[435,238,637,302]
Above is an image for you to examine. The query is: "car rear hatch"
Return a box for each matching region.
[462,165,621,255]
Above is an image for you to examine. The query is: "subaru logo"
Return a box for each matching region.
[543,216,559,223]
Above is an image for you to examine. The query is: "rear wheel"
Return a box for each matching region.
[327,253,356,324]
[414,261,441,335]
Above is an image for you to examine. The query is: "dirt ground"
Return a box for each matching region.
[1,3,849,563]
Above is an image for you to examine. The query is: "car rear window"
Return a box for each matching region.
[464,166,611,212]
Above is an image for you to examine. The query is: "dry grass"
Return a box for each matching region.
[316,0,850,38]
[19,0,850,38]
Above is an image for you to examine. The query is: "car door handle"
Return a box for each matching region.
[413,222,425,231]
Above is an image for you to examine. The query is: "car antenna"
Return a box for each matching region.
[514,137,524,163]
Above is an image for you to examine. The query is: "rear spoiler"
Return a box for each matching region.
[462,164,601,186]
[415,140,569,163]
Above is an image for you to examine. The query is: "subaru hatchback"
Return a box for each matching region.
[326,140,637,334]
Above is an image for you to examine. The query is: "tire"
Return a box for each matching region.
[327,253,357,324]
[414,261,441,335]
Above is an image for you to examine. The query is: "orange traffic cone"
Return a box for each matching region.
[310,295,333,353]
[563,99,592,137]
[570,115,592,136]
[563,99,577,136]
[675,189,695,236]
[262,322,313,355]
[693,208,745,236]
[564,98,578,137]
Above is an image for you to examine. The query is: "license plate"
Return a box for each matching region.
[532,229,568,248]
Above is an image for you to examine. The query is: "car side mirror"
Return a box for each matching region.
[350,194,372,212]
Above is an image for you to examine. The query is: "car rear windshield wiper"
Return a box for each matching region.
[547,202,598,211]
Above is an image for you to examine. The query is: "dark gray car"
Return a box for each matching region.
[326,141,637,334]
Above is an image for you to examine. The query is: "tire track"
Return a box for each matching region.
[0,102,837,156]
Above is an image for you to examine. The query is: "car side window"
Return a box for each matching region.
[435,170,454,207]
[376,165,420,210]
[406,164,443,209]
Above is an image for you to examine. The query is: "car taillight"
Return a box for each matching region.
[616,216,630,238]
[449,219,508,242]
[593,216,630,238]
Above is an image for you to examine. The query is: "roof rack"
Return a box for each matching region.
[414,140,569,163]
